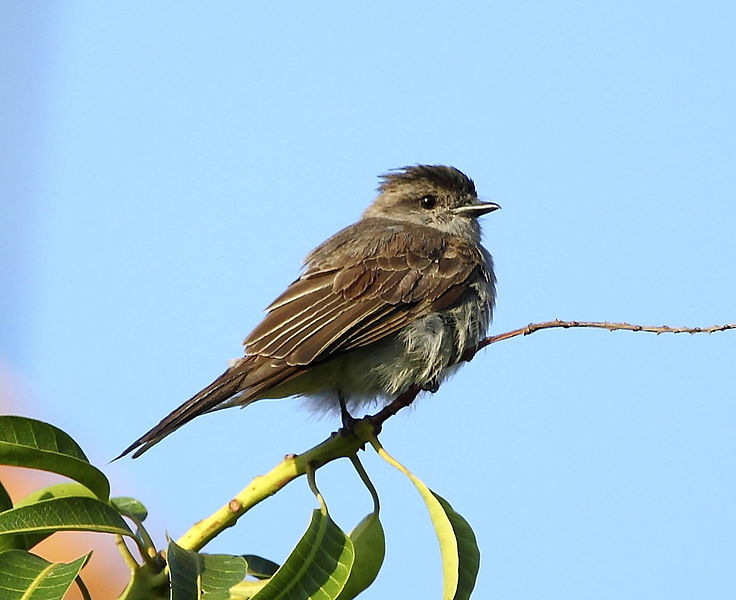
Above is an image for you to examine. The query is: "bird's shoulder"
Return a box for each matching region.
[304,217,487,280]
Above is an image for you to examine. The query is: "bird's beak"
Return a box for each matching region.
[453,201,501,218]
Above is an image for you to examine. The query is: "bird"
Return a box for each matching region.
[119,165,499,458]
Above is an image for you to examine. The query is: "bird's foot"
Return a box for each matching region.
[421,378,440,393]
[338,393,359,435]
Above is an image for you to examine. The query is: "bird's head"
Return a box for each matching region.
[363,165,500,240]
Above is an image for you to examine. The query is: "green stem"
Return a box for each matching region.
[349,454,380,513]
[305,462,328,515]
[175,419,377,551]
[115,535,140,570]
[128,515,158,560]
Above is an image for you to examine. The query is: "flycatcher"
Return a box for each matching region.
[120,165,499,458]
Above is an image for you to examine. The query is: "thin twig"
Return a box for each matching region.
[370,385,421,430]
[463,320,735,361]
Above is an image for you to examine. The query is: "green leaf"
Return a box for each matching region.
[432,493,480,600]
[251,509,354,600]
[15,483,98,508]
[0,416,110,501]
[0,480,12,511]
[168,540,248,600]
[242,555,279,579]
[0,496,134,539]
[229,579,269,600]
[0,483,99,552]
[0,549,89,600]
[110,497,149,522]
[0,479,19,551]
[374,444,480,600]
[335,512,385,600]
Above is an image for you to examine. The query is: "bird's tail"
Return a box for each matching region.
[115,366,247,459]
[116,357,301,459]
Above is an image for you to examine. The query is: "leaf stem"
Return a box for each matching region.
[349,454,380,513]
[127,515,157,560]
[115,534,140,570]
[368,436,409,478]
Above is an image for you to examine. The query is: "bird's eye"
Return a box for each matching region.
[419,194,437,209]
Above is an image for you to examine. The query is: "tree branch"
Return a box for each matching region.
[176,318,734,551]
[464,319,735,361]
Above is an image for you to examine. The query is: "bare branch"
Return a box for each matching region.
[370,385,421,430]
[462,320,735,361]
[375,321,736,421]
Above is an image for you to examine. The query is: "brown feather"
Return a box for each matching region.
[248,292,344,357]
[264,272,335,312]
[286,299,387,365]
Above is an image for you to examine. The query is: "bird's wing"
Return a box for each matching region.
[244,220,491,366]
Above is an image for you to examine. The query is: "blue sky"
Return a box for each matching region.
[3,2,735,598]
